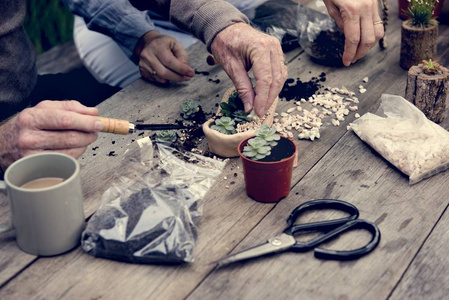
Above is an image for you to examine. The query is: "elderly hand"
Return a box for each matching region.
[323,0,384,66]
[211,23,288,117]
[0,100,103,172]
[135,30,195,84]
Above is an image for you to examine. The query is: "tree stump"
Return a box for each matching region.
[405,64,449,123]
[400,20,438,70]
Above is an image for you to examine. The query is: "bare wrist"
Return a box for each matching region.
[134,30,161,56]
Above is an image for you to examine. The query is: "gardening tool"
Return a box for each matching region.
[212,199,381,267]
[97,117,190,135]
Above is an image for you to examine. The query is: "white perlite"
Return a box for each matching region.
[274,86,363,141]
[350,94,449,184]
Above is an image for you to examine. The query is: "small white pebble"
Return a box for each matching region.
[363,77,369,83]
[332,119,340,126]
[359,88,367,94]
[287,107,296,113]
[355,113,360,118]
[224,176,227,180]
[346,125,351,131]
[281,112,289,117]
[349,106,358,112]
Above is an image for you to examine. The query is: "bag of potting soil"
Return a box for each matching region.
[81,137,225,264]
[296,0,345,66]
[350,94,449,185]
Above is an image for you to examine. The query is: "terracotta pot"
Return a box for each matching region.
[400,20,438,70]
[398,0,445,20]
[238,136,297,203]
[203,87,278,157]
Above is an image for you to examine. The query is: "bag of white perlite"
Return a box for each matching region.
[350,94,449,184]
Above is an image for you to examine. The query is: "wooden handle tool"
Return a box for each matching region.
[97,117,135,135]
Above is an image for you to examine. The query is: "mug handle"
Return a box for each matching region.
[0,180,13,233]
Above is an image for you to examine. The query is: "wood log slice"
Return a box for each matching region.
[405,64,449,123]
[400,20,438,70]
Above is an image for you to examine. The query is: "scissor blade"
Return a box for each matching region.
[213,233,295,267]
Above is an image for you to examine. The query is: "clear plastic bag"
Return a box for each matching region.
[241,0,300,50]
[81,137,225,264]
[351,94,449,184]
[296,0,345,66]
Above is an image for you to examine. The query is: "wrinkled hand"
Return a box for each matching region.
[135,30,195,84]
[323,0,384,66]
[0,100,103,172]
[211,23,288,117]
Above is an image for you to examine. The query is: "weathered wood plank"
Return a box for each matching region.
[388,204,449,300]
[36,40,83,75]
[2,1,449,298]
[188,131,449,300]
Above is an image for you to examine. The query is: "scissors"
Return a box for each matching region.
[213,199,381,267]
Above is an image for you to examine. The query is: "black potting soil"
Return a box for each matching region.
[194,70,210,76]
[258,138,295,162]
[309,29,345,67]
[279,75,325,101]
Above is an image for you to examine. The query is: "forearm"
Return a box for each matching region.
[61,0,157,57]
[129,0,250,51]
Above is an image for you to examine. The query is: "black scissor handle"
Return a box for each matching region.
[313,219,381,260]
[284,199,359,235]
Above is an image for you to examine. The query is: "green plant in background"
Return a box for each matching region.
[180,99,200,119]
[156,130,177,143]
[242,137,272,160]
[24,0,74,54]
[403,0,439,27]
[421,59,441,74]
[210,117,236,135]
[255,125,280,147]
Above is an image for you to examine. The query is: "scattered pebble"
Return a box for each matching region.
[363,77,369,83]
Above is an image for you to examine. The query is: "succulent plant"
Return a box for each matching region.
[255,124,280,147]
[211,117,236,135]
[180,99,200,119]
[404,0,439,27]
[421,59,441,74]
[219,91,250,123]
[242,137,272,160]
[156,130,177,143]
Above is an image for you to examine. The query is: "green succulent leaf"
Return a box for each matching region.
[181,99,200,119]
[156,130,177,143]
[211,116,236,135]
[255,125,280,147]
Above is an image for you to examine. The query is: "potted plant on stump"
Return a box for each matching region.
[405,59,449,122]
[238,125,297,203]
[400,0,439,70]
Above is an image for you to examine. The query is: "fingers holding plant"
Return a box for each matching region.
[211,23,287,117]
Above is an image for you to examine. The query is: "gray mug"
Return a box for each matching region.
[0,153,85,256]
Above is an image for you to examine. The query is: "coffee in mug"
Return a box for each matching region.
[0,153,85,256]
[21,177,64,189]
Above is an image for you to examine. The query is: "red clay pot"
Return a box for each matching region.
[399,0,445,20]
[238,137,297,203]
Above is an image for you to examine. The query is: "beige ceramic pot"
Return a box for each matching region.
[203,87,279,157]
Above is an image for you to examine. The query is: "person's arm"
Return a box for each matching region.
[130,0,286,117]
[62,0,194,83]
[323,0,384,66]
[61,0,156,58]
[0,101,103,172]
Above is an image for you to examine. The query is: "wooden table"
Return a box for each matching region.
[1,1,449,299]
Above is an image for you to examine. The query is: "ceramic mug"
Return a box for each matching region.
[0,153,85,256]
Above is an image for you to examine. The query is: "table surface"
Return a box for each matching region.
[2,1,449,299]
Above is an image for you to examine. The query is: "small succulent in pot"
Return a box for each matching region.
[421,59,441,74]
[156,130,177,144]
[255,124,280,147]
[211,117,236,135]
[181,99,200,119]
[219,91,250,123]
[242,137,272,160]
